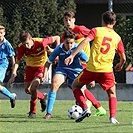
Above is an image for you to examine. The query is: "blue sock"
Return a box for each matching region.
[46,91,56,114]
[0,86,14,99]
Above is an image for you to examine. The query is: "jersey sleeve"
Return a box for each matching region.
[117,39,125,53]
[42,37,53,47]
[87,28,97,40]
[78,50,89,62]
[79,26,91,37]
[48,46,60,63]
[6,41,15,56]
[16,44,25,60]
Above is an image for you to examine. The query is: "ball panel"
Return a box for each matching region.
[68,105,83,120]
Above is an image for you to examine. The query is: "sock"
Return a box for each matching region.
[37,90,44,100]
[109,97,117,118]
[73,88,87,109]
[30,98,37,114]
[46,91,56,114]
[0,86,14,99]
[84,89,101,108]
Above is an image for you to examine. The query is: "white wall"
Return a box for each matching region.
[0,83,133,101]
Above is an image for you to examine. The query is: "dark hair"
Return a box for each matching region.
[64,11,75,18]
[64,30,76,40]
[102,11,116,25]
[19,30,31,42]
[0,25,5,31]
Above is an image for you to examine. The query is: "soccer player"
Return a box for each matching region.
[0,25,16,108]
[61,11,91,68]
[8,31,60,118]
[61,11,95,107]
[65,11,126,124]
[42,30,105,119]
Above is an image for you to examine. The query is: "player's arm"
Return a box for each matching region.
[51,35,60,46]
[79,50,89,62]
[7,58,20,87]
[6,55,15,88]
[114,52,126,71]
[11,59,20,76]
[79,26,90,37]
[65,37,91,65]
[10,55,15,68]
[64,28,96,65]
[114,40,126,71]
[46,36,60,53]
[42,61,51,83]
[42,47,59,82]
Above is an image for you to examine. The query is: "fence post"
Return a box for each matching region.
[108,0,113,11]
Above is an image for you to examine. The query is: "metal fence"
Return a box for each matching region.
[1,0,133,84]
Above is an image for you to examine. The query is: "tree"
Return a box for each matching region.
[114,16,133,83]
[0,0,76,82]
[114,16,133,67]
[0,4,4,24]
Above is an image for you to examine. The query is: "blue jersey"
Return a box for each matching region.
[0,38,15,69]
[47,43,88,88]
[48,43,88,72]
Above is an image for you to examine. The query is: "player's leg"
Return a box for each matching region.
[24,82,37,117]
[106,85,119,124]
[72,70,106,122]
[99,72,119,124]
[82,71,106,116]
[34,66,48,112]
[72,79,91,122]
[25,66,48,115]
[78,81,95,109]
[24,82,47,112]
[0,69,16,108]
[45,73,66,119]
[0,85,16,108]
[67,69,92,110]
[83,88,106,116]
[79,86,92,109]
[27,76,41,118]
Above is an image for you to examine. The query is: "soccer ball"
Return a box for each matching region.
[68,105,83,119]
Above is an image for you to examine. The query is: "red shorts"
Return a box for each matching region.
[77,69,116,90]
[24,66,44,82]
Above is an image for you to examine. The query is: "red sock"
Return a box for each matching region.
[30,98,37,113]
[37,90,44,100]
[109,97,117,118]
[84,89,101,108]
[73,88,87,109]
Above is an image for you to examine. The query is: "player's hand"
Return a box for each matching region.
[89,81,95,88]
[41,75,46,83]
[46,46,54,53]
[114,62,123,71]
[65,55,74,66]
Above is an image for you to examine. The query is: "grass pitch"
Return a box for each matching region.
[0,100,132,133]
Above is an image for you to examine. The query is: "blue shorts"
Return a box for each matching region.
[54,67,81,89]
[0,68,7,83]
